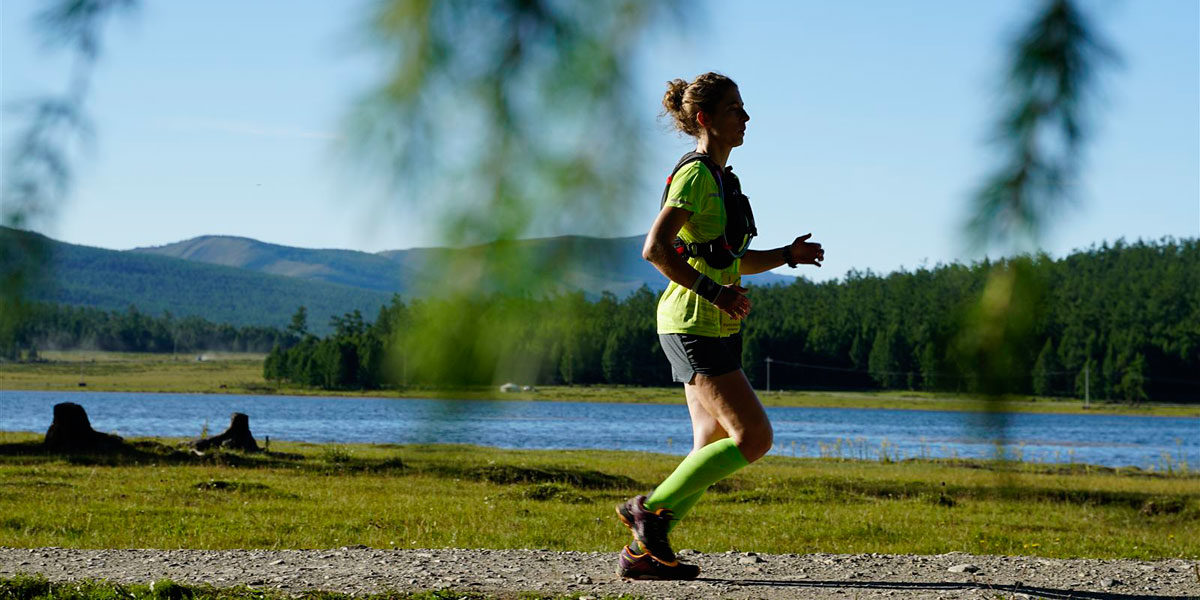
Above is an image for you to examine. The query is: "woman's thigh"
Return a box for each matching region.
[687,369,772,460]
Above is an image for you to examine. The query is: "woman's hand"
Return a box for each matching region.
[715,284,751,320]
[789,233,824,267]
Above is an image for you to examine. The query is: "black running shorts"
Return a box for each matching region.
[658,333,744,383]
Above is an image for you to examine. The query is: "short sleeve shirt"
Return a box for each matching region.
[655,160,742,337]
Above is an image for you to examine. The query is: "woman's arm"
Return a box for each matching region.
[643,206,703,289]
[738,234,825,275]
[643,206,751,320]
[738,247,789,275]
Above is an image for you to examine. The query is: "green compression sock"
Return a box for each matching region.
[666,488,706,533]
[644,438,749,513]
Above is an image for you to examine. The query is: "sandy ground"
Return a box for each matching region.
[2,547,1197,599]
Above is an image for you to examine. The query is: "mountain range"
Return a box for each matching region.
[6,227,793,332]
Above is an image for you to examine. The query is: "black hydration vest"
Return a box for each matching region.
[659,151,757,270]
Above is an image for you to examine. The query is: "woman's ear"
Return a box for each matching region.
[695,111,709,128]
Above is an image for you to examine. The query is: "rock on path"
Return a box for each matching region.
[2,547,1197,599]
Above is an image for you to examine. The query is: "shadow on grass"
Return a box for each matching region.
[427,463,637,490]
[0,440,640,492]
[710,473,1198,518]
[0,439,399,473]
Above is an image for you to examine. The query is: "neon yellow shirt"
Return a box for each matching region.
[656,160,742,337]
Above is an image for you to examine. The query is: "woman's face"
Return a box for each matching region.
[702,86,750,148]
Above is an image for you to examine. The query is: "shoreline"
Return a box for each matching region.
[2,385,1197,418]
[1,352,1196,418]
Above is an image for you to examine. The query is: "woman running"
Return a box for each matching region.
[617,72,825,580]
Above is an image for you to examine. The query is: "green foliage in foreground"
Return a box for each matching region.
[0,575,623,600]
[0,434,1195,560]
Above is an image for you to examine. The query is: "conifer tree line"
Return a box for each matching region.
[5,239,1195,402]
[4,304,288,358]
[263,239,1197,403]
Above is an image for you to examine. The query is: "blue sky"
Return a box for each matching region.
[2,0,1197,282]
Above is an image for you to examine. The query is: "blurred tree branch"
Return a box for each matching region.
[343,0,685,383]
[344,0,684,293]
[1,0,138,360]
[3,0,137,232]
[968,0,1118,252]
[960,0,1119,425]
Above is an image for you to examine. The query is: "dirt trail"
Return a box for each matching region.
[2,547,1197,599]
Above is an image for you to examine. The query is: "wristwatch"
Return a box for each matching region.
[782,246,798,268]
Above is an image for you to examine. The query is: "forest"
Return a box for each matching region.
[7,238,1197,402]
[263,238,1198,403]
[6,303,289,356]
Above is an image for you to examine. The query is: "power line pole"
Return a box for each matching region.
[1084,362,1094,410]
[766,356,772,392]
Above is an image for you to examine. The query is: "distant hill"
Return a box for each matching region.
[135,234,796,297]
[5,227,795,331]
[6,228,394,333]
[132,235,416,294]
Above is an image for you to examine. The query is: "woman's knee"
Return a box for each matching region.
[696,427,728,451]
[733,422,773,463]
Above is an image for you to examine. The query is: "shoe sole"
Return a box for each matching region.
[616,564,700,581]
[617,571,699,581]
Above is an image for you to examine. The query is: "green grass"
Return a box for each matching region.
[0,432,1195,560]
[0,352,268,395]
[3,351,1197,417]
[0,574,630,600]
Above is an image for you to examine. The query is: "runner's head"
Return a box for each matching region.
[662,73,748,148]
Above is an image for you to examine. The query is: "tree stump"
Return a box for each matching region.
[43,402,124,452]
[193,412,260,452]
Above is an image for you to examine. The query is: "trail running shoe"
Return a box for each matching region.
[616,544,700,580]
[616,494,676,564]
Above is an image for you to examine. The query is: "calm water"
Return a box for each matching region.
[1,391,1196,469]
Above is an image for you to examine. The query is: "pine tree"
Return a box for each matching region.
[1117,353,1148,404]
[919,343,940,391]
[868,328,902,389]
[263,345,283,382]
[287,306,308,339]
[849,332,869,371]
[1032,338,1059,396]
[1101,343,1116,400]
[601,327,631,384]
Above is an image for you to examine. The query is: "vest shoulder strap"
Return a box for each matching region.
[659,152,723,209]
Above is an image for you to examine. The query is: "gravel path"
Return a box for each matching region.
[2,547,1197,599]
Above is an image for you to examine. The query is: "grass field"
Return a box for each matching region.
[0,432,1195,560]
[0,576,539,600]
[1,351,1197,417]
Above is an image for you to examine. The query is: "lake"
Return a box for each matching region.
[1,391,1196,469]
